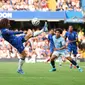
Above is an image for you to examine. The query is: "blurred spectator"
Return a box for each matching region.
[62,28,67,37]
[78,29,84,41]
[0,0,82,11]
[56,0,81,11]
[40,0,49,11]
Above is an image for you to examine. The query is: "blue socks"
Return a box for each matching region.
[70,60,79,68]
[50,61,55,68]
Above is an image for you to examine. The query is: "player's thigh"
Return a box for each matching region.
[51,51,59,61]
[16,36,26,55]
[50,48,54,57]
[62,51,71,60]
[16,44,26,58]
[50,48,54,53]
[25,29,33,40]
[20,49,28,58]
[62,51,73,61]
[67,46,72,53]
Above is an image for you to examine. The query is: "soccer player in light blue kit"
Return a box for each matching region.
[48,29,62,66]
[65,26,78,68]
[49,28,83,72]
[0,18,48,74]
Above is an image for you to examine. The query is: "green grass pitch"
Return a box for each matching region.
[0,62,85,85]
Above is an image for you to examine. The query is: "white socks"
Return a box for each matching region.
[18,58,25,70]
[58,57,62,66]
[33,29,43,37]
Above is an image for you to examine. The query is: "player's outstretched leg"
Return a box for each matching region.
[32,22,48,36]
[66,57,83,72]
[17,22,48,74]
[25,22,48,41]
[70,55,77,69]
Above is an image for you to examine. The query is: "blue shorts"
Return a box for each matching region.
[67,45,77,55]
[50,48,54,53]
[12,35,26,53]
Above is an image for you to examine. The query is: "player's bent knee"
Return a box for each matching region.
[21,50,27,57]
[51,55,57,61]
[21,57,25,60]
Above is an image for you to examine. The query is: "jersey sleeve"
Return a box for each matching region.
[61,38,66,46]
[48,34,51,41]
[4,29,23,35]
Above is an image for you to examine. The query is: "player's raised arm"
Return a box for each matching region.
[3,29,23,35]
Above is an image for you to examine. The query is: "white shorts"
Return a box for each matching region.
[52,51,70,58]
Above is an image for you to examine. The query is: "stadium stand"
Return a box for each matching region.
[0,0,82,11]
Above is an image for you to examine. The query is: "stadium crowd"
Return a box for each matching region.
[0,0,81,11]
[0,28,85,59]
[56,0,81,11]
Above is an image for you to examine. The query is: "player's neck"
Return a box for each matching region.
[69,31,73,33]
[56,35,61,39]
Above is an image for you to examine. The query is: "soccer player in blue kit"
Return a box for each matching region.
[49,28,83,72]
[47,29,55,62]
[0,18,48,74]
[65,26,78,68]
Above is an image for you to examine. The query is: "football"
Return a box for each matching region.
[31,18,40,26]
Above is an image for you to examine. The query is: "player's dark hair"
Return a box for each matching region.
[55,28,62,34]
[0,18,10,29]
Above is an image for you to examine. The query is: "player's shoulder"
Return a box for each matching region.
[65,31,69,35]
[48,34,52,37]
[60,36,64,40]
[1,28,10,35]
[48,34,53,40]
[73,31,77,34]
[52,35,56,40]
[52,35,56,38]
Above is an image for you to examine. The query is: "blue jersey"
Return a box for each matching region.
[65,31,78,47]
[48,34,54,48]
[48,34,55,53]
[52,35,66,52]
[1,28,25,53]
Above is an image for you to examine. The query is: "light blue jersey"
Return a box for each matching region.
[52,35,70,58]
[52,35,66,52]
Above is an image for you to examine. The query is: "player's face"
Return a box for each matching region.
[69,26,73,32]
[55,31,60,38]
[50,29,54,34]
